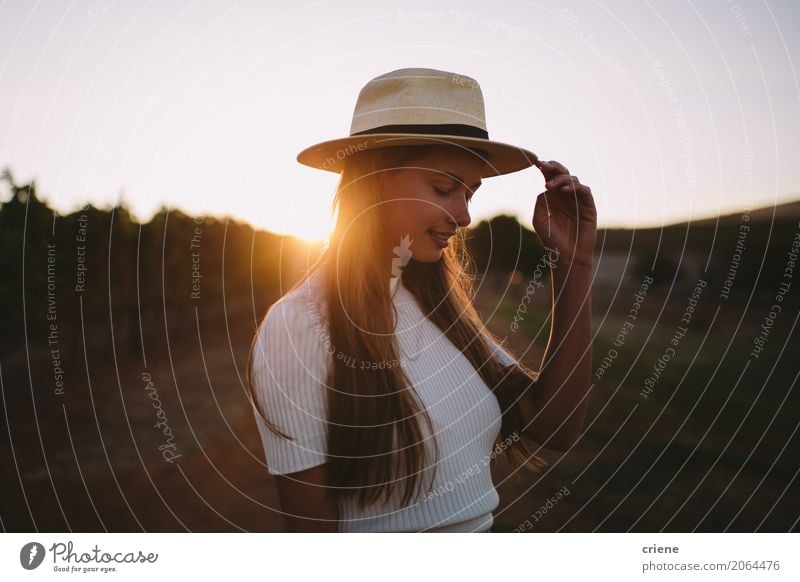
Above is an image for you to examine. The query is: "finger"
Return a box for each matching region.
[544,160,570,174]
[545,174,580,190]
[558,183,593,197]
[538,160,571,180]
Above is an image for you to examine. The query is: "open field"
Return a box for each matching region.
[3,279,796,532]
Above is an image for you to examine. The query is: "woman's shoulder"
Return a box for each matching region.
[257,273,328,349]
[251,293,330,387]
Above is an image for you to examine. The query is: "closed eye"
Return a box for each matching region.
[434,186,474,203]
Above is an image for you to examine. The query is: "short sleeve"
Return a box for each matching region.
[251,297,331,475]
[486,334,518,368]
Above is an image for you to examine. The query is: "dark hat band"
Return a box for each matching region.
[351,123,489,140]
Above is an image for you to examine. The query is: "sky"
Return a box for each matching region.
[1,0,798,241]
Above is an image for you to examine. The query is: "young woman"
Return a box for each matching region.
[248,68,597,532]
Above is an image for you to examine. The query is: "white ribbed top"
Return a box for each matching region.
[251,267,517,532]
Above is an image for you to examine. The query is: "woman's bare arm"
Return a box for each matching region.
[519,266,593,451]
[517,159,596,451]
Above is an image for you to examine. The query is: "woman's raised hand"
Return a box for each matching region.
[531,159,597,270]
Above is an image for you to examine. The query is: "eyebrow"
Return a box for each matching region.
[442,172,482,190]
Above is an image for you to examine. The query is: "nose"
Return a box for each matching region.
[450,195,471,229]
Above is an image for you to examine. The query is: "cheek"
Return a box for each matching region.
[385,199,437,238]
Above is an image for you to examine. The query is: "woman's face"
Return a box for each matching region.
[379,146,485,263]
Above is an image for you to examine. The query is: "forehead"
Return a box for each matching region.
[400,146,485,182]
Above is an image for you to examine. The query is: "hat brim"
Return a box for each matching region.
[296,134,539,178]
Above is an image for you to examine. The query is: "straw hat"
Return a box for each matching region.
[296,67,539,177]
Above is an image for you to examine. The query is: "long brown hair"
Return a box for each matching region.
[247,145,547,511]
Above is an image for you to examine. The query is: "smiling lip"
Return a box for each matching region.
[428,229,455,248]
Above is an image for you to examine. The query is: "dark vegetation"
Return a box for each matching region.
[1,168,797,532]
